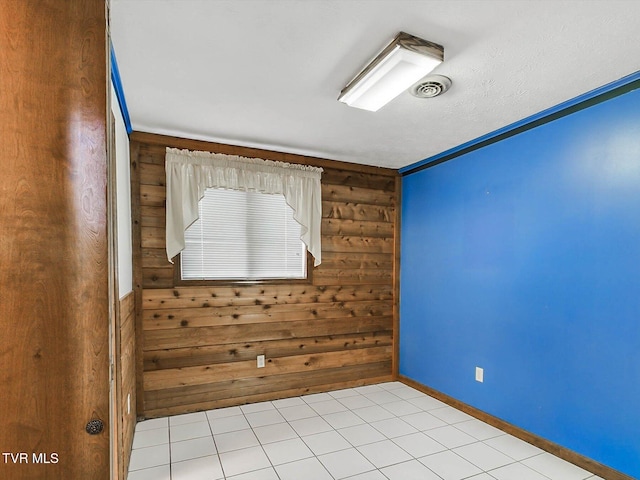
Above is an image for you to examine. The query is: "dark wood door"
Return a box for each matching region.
[0,1,111,478]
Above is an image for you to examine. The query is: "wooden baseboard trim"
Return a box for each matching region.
[398,375,633,480]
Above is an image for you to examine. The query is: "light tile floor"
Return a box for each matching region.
[128,382,604,480]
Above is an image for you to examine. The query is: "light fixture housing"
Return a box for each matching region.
[338,32,444,112]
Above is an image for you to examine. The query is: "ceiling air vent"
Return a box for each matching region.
[410,74,452,98]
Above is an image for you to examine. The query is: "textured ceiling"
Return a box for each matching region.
[110,0,640,169]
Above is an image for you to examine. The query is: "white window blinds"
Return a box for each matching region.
[181,189,306,280]
[165,148,323,266]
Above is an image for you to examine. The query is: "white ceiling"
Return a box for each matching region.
[110,0,640,169]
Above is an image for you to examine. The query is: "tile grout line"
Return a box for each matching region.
[204,409,222,480]
[168,419,173,479]
[243,403,286,480]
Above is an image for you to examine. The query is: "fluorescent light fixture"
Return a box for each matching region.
[338,32,444,112]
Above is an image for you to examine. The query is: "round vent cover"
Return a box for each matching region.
[410,75,452,98]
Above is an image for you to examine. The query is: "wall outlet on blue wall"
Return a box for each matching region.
[475,367,484,383]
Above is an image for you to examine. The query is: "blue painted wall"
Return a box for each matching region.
[400,86,640,477]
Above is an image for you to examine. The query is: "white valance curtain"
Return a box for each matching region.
[165,147,323,266]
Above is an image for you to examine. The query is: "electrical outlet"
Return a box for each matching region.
[475,367,484,383]
[257,355,266,368]
[127,393,131,415]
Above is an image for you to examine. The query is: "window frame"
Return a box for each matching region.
[173,250,314,287]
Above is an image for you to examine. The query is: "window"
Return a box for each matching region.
[180,188,307,281]
[165,147,322,272]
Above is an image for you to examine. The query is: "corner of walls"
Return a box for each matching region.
[110,41,135,478]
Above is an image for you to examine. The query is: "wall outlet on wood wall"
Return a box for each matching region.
[257,355,266,368]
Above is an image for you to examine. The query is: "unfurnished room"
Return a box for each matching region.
[1,1,639,479]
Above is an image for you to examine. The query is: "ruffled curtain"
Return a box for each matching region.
[165,147,323,266]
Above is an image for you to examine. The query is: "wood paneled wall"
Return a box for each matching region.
[0,1,110,478]
[118,292,136,478]
[130,132,399,418]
